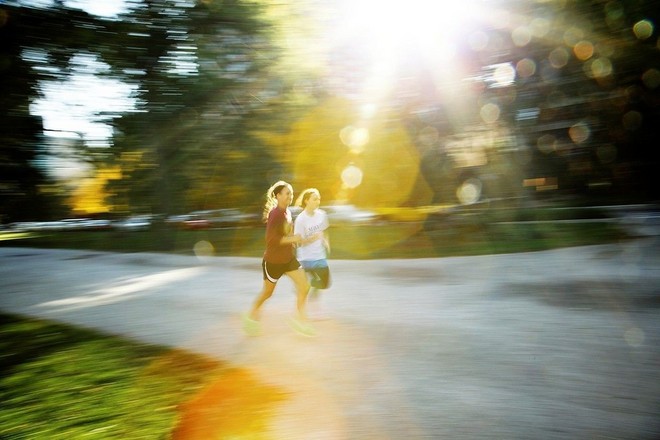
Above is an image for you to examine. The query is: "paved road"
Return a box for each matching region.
[1,239,659,439]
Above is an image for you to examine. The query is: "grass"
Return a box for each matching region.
[0,314,234,439]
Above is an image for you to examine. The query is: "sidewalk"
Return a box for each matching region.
[1,240,659,439]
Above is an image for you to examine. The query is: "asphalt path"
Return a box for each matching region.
[1,239,659,439]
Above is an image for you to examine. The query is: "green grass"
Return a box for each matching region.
[0,313,227,439]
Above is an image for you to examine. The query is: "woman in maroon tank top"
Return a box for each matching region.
[243,181,321,336]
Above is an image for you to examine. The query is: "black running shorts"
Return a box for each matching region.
[262,258,301,283]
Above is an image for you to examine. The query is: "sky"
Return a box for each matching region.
[63,0,129,17]
[32,0,134,142]
[32,54,137,145]
[18,0,130,17]
[24,0,134,178]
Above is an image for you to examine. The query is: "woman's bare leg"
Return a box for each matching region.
[286,268,311,320]
[248,280,276,320]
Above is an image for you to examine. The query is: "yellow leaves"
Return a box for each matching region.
[256,96,433,208]
[69,166,121,214]
[97,167,122,180]
[117,150,154,174]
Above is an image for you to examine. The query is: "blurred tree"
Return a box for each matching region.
[1,0,286,223]
[0,2,137,221]
[103,0,285,216]
[0,5,62,222]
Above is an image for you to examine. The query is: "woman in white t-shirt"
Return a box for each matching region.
[294,188,331,318]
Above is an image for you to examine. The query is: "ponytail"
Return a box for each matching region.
[262,180,291,222]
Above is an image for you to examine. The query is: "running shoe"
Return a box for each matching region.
[289,317,317,337]
[242,314,261,336]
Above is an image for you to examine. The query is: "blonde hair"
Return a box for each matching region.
[295,188,320,208]
[262,180,292,222]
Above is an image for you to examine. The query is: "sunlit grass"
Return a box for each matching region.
[0,231,34,241]
[0,313,284,439]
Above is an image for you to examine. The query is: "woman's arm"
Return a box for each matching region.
[323,230,330,254]
[280,234,302,245]
[298,231,323,246]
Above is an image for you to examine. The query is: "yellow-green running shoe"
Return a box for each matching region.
[242,314,261,336]
[289,318,316,337]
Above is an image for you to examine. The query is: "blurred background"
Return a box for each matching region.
[1,0,658,240]
[1,3,659,437]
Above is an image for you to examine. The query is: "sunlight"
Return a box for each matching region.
[34,267,205,312]
[342,0,480,75]
[172,369,286,440]
[0,232,32,241]
[348,0,474,47]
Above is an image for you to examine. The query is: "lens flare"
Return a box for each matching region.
[456,178,483,205]
[530,17,550,38]
[587,57,613,78]
[642,68,660,89]
[573,40,594,60]
[622,111,643,131]
[480,103,501,124]
[549,47,569,69]
[512,26,532,47]
[341,164,363,189]
[537,134,557,154]
[563,27,584,47]
[516,58,536,78]
[193,240,214,257]
[172,369,286,439]
[569,122,590,144]
[596,144,617,164]
[340,125,370,153]
[633,20,654,40]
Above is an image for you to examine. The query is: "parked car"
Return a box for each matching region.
[181,214,211,230]
[59,218,112,231]
[168,209,260,230]
[79,219,113,230]
[323,204,380,225]
[165,214,192,226]
[207,209,259,228]
[113,215,152,231]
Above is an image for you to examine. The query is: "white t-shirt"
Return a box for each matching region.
[294,209,329,261]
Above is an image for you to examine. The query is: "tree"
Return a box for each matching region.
[0,2,133,221]
[1,0,284,222]
[0,5,56,222]
[105,0,282,215]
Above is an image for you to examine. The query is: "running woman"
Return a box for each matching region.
[294,188,331,320]
[243,181,319,336]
